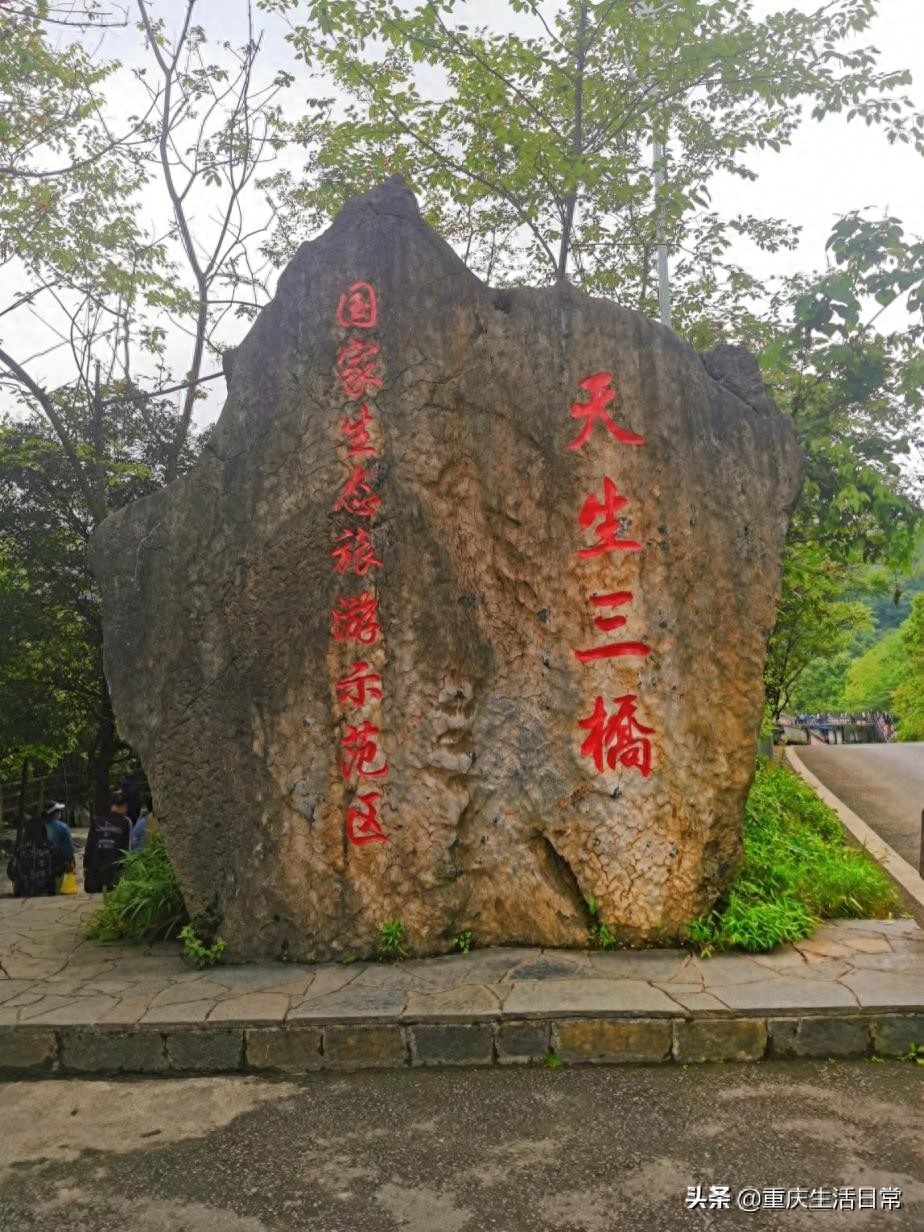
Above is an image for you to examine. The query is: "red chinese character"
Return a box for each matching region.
[568,373,644,450]
[331,593,380,645]
[578,477,641,558]
[578,694,654,777]
[340,721,389,781]
[337,339,382,399]
[335,661,383,707]
[575,592,651,663]
[346,791,388,845]
[333,465,380,518]
[336,281,378,329]
[342,403,376,456]
[332,527,382,576]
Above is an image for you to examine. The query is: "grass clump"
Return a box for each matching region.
[378,917,407,960]
[454,930,474,954]
[179,923,227,969]
[687,760,899,954]
[586,895,617,949]
[84,832,188,943]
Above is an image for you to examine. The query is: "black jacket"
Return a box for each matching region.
[84,811,132,893]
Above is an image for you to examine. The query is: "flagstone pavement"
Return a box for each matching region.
[1,892,922,1027]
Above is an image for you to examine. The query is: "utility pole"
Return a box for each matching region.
[652,131,671,328]
[636,1,672,328]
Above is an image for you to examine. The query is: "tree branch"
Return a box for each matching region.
[0,345,106,524]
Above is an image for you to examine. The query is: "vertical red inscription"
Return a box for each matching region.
[331,527,383,576]
[574,592,651,663]
[567,367,655,779]
[342,404,376,456]
[336,339,383,399]
[568,373,645,451]
[340,721,389,781]
[331,593,380,645]
[577,477,641,558]
[346,791,388,845]
[335,661,383,706]
[333,465,381,517]
[336,281,378,329]
[332,281,391,845]
[578,695,654,778]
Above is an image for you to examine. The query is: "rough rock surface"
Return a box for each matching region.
[91,178,802,960]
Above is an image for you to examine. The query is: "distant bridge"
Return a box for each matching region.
[776,714,893,746]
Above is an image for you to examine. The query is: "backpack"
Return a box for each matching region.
[6,841,65,897]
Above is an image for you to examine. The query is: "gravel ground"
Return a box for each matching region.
[0,1061,921,1231]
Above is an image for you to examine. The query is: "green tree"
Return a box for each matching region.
[0,395,202,810]
[841,628,906,713]
[893,594,924,740]
[0,551,90,786]
[853,540,924,633]
[757,214,924,565]
[0,0,158,522]
[763,547,873,719]
[1,2,291,501]
[787,650,855,714]
[754,212,924,718]
[261,0,923,320]
[264,2,924,720]
[1,2,291,805]
[788,546,924,714]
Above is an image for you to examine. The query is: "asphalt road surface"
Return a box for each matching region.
[797,743,924,868]
[0,1063,921,1231]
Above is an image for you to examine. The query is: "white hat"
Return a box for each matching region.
[45,801,66,815]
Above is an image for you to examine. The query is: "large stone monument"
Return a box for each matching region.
[92,178,801,960]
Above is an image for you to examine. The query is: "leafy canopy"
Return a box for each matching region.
[260,0,924,322]
[893,594,924,739]
[757,210,924,717]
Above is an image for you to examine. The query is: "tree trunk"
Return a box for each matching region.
[556,0,588,283]
[92,686,119,815]
[16,757,29,849]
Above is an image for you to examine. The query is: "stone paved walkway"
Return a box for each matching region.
[1,892,922,1074]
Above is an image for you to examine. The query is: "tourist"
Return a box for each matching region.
[84,789,133,894]
[6,815,68,898]
[44,801,76,868]
[43,801,76,893]
[131,805,150,852]
[119,774,142,824]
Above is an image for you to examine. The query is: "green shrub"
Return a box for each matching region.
[454,930,474,954]
[586,895,617,949]
[687,760,899,954]
[84,833,187,943]
[179,923,227,968]
[378,917,407,959]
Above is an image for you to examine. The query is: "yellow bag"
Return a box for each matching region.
[59,871,78,895]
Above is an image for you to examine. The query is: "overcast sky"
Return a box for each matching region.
[713,0,923,277]
[122,0,920,282]
[9,0,924,434]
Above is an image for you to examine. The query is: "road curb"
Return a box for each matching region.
[786,747,924,911]
[2,1012,922,1077]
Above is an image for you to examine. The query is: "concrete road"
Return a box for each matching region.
[797,743,924,868]
[0,1064,921,1231]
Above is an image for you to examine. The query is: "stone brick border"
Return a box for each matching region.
[2,1013,921,1077]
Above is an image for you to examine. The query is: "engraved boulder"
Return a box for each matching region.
[91,177,802,959]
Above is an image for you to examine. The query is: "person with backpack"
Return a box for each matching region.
[44,801,76,875]
[6,815,68,898]
[84,789,133,894]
